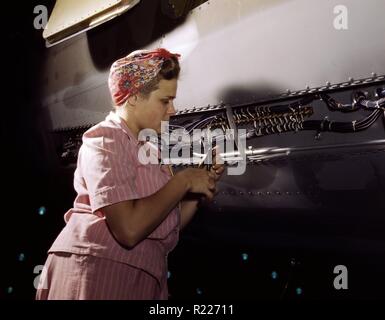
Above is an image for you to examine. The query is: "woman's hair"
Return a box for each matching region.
[138,56,180,99]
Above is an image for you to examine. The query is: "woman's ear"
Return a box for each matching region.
[126,95,138,107]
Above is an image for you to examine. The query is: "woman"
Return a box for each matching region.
[36,48,224,300]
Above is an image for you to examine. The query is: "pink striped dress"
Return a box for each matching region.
[36,111,180,300]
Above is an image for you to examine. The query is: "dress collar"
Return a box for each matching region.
[105,111,143,146]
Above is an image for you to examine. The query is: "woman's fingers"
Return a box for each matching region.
[208,182,216,191]
[212,146,223,166]
[204,189,214,201]
[215,165,225,174]
[210,164,225,180]
[208,171,216,180]
[212,163,225,170]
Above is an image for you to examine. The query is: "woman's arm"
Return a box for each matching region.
[101,168,215,248]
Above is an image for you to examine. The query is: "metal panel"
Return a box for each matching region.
[161,0,385,109]
[39,0,385,129]
[43,0,140,47]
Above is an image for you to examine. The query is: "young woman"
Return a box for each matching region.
[36,48,224,300]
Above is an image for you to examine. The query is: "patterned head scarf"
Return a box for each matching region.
[108,48,181,106]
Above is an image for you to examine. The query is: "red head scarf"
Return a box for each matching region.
[108,48,181,106]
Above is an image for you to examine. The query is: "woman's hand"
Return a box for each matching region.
[210,147,225,182]
[177,168,216,200]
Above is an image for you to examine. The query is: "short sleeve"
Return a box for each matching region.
[79,125,139,212]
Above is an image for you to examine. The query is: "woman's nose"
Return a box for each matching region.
[167,103,176,116]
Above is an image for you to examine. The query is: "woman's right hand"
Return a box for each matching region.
[176,168,217,201]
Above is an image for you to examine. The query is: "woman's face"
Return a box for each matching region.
[135,78,177,134]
